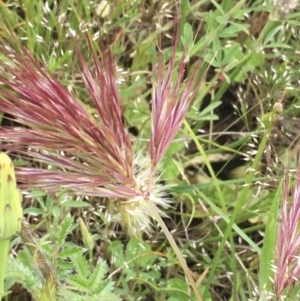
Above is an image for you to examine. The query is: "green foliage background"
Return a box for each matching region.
[1,0,300,300]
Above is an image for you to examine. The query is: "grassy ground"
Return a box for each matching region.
[1,0,300,300]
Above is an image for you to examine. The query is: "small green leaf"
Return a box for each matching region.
[61,201,90,208]
[197,101,222,119]
[263,25,283,46]
[23,207,44,215]
[125,237,156,268]
[108,241,125,268]
[216,15,228,25]
[52,205,60,219]
[78,217,94,252]
[181,23,194,47]
[167,278,190,299]
[59,246,83,258]
[259,181,281,291]
[57,213,73,246]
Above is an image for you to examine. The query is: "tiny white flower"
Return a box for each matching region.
[273,0,299,16]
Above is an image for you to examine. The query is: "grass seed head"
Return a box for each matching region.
[0,32,201,237]
[274,163,300,298]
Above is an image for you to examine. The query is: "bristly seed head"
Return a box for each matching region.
[117,153,171,237]
[274,163,300,298]
[0,29,202,237]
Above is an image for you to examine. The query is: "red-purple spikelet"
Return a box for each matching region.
[0,33,202,235]
[274,164,300,298]
[150,32,201,168]
[0,40,135,198]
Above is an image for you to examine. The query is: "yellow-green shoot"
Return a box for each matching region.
[0,153,23,298]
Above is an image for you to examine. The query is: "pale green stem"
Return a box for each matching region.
[0,239,10,298]
[39,277,56,301]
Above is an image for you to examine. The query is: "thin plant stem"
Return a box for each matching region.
[0,239,9,298]
[146,199,203,301]
[20,222,52,280]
